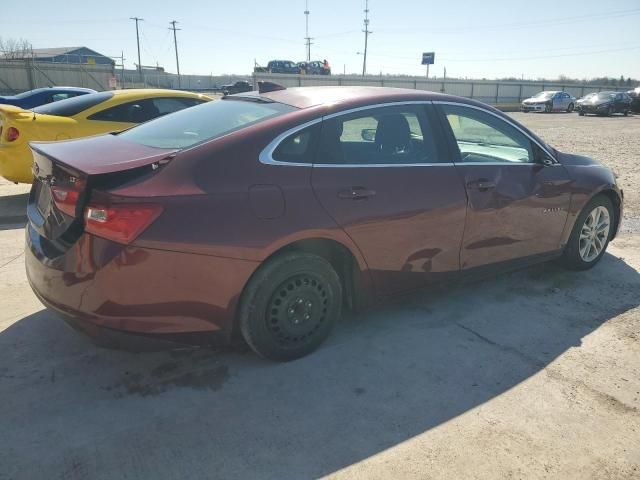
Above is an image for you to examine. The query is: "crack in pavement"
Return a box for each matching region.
[455,323,639,416]
[455,322,546,369]
[545,368,639,416]
[0,252,24,270]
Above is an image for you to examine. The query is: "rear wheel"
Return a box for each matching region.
[239,252,342,361]
[561,195,614,270]
[607,106,613,116]
[567,103,574,112]
[624,109,629,116]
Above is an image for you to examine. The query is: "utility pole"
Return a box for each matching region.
[362,0,371,77]
[169,20,181,88]
[130,17,143,80]
[120,51,126,88]
[304,0,312,62]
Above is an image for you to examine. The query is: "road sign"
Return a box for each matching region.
[421,52,435,65]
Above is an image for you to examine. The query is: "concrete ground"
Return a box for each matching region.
[0,112,639,479]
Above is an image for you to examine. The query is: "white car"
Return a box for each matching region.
[521,91,576,113]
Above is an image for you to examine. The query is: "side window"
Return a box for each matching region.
[272,124,320,164]
[317,105,438,165]
[89,99,164,123]
[442,105,534,164]
[151,97,203,116]
[51,93,74,103]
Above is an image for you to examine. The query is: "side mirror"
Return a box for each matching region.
[361,128,376,142]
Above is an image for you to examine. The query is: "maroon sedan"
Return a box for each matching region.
[26,85,623,361]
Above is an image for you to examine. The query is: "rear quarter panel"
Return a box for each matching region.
[108,111,374,299]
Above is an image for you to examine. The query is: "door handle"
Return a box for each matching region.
[466,179,496,192]
[338,187,377,200]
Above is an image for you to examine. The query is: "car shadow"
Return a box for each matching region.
[1,252,639,479]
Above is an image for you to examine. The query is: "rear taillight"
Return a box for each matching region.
[6,126,19,142]
[84,204,162,244]
[51,186,81,216]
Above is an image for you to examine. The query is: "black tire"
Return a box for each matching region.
[578,111,585,116]
[624,109,629,116]
[239,252,342,361]
[607,106,613,116]
[545,103,552,113]
[561,194,614,271]
[567,103,574,112]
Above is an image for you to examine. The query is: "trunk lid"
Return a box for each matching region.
[28,134,177,255]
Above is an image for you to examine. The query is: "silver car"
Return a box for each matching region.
[521,91,576,113]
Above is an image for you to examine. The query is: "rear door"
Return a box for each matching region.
[436,102,572,270]
[310,103,467,297]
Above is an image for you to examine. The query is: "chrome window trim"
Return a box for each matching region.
[313,162,454,168]
[258,117,322,167]
[259,101,436,168]
[432,100,559,163]
[258,99,558,168]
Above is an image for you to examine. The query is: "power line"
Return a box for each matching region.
[129,16,143,78]
[362,0,371,76]
[374,8,640,35]
[169,20,181,88]
[304,0,313,62]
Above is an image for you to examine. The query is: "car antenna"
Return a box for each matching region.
[258,81,286,94]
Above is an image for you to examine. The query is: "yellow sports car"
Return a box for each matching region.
[0,89,211,183]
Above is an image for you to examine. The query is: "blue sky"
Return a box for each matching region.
[3,0,640,79]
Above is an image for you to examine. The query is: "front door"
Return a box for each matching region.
[311,103,468,297]
[437,103,572,270]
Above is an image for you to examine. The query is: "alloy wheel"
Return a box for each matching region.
[579,206,610,262]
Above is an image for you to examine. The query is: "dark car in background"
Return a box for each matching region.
[628,87,640,113]
[222,81,253,95]
[521,91,576,113]
[255,60,300,74]
[298,60,331,75]
[25,85,623,361]
[577,91,632,116]
[0,87,96,109]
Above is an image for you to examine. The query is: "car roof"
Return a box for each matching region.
[245,86,459,110]
[109,89,211,100]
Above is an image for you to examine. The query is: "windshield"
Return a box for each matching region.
[119,98,297,149]
[532,92,554,99]
[596,92,615,100]
[33,91,113,117]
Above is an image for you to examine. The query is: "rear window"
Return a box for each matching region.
[33,91,114,117]
[119,98,297,149]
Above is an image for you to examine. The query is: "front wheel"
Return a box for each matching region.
[578,111,585,116]
[607,106,613,116]
[561,195,614,270]
[545,103,552,113]
[567,103,574,112]
[239,252,342,361]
